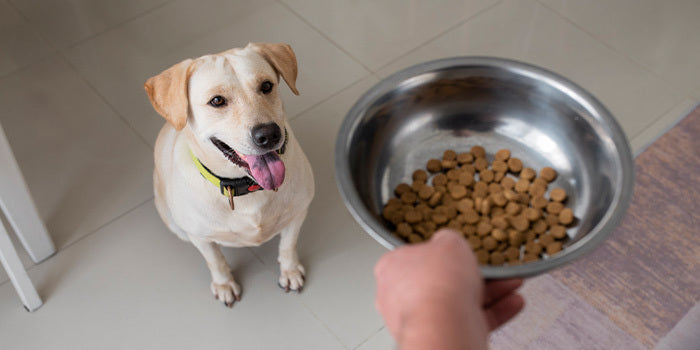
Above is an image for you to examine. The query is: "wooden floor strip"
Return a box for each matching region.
[549,105,700,347]
[490,275,645,350]
[655,301,700,350]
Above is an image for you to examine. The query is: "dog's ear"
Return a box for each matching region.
[144,59,194,131]
[247,42,300,96]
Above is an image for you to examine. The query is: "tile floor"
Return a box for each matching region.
[1,0,699,348]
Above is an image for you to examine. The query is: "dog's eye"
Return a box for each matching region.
[209,96,226,107]
[260,81,273,94]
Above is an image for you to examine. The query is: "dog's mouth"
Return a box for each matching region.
[210,137,285,190]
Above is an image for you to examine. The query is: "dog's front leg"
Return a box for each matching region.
[277,210,307,292]
[188,235,241,307]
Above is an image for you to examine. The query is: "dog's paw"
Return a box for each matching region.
[278,264,305,293]
[210,280,241,308]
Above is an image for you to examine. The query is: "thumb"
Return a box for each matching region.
[430,228,462,243]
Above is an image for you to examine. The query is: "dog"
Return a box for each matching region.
[144,43,314,307]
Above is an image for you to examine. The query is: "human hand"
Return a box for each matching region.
[374,229,524,349]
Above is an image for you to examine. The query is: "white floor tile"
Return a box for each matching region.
[692,89,700,103]
[376,0,686,142]
[0,201,345,350]
[249,77,389,349]
[631,98,698,157]
[281,0,499,71]
[9,0,172,48]
[0,56,154,252]
[64,0,369,146]
[0,0,53,78]
[539,0,700,98]
[356,327,396,350]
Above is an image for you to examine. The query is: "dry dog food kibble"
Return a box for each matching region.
[443,150,457,161]
[558,208,574,225]
[413,169,428,183]
[507,158,523,173]
[396,223,412,237]
[408,233,423,243]
[433,173,448,186]
[457,152,474,164]
[495,149,511,161]
[426,159,442,173]
[474,158,488,171]
[546,242,563,255]
[471,145,487,158]
[418,186,435,200]
[540,167,557,182]
[490,251,505,265]
[520,168,536,181]
[514,179,530,193]
[384,145,576,265]
[550,188,567,202]
[501,177,516,190]
[476,250,489,264]
[546,201,564,215]
[531,196,548,209]
[442,160,457,170]
[492,160,509,173]
[395,183,411,196]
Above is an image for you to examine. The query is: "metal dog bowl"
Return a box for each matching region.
[335,57,634,278]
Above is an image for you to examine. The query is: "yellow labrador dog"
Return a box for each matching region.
[144,43,314,307]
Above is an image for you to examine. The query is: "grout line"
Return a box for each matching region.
[274,0,374,74]
[631,100,700,158]
[532,0,699,159]
[371,0,504,74]
[56,52,155,150]
[6,0,166,151]
[6,0,155,152]
[534,0,689,98]
[288,74,376,121]
[0,52,58,82]
[0,1,61,81]
[353,325,387,350]
[64,0,176,50]
[0,197,155,289]
[246,247,269,267]
[298,301,352,350]
[242,255,351,349]
[7,0,175,52]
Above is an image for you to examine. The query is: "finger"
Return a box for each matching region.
[430,229,471,251]
[484,293,525,331]
[430,228,462,242]
[373,241,418,280]
[483,278,523,306]
[373,253,394,281]
[431,228,480,268]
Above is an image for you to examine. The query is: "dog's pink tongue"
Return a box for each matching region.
[240,152,285,190]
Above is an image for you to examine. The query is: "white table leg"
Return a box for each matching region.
[0,123,55,263]
[0,221,43,311]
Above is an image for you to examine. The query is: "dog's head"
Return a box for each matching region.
[144,43,299,190]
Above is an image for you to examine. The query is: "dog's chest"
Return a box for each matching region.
[200,195,299,247]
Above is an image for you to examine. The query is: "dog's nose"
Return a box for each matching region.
[251,123,282,150]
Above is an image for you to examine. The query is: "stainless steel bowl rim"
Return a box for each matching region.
[335,56,635,278]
